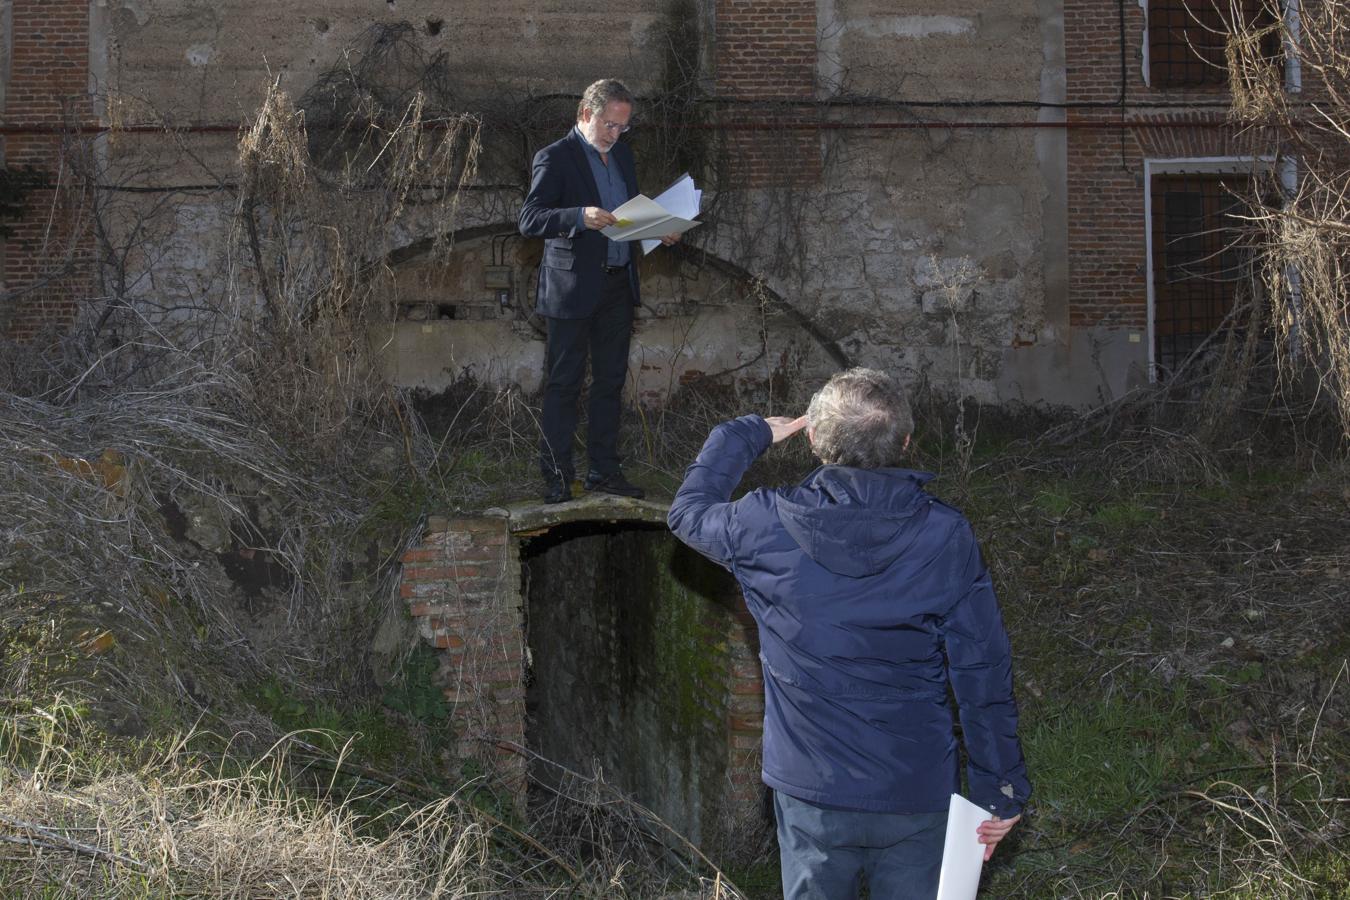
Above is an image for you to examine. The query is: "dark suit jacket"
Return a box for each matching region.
[519,129,641,319]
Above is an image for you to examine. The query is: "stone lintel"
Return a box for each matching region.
[479,494,673,535]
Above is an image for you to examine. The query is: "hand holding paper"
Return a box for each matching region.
[582,206,618,230]
[601,173,702,253]
[935,794,993,900]
[977,813,1020,861]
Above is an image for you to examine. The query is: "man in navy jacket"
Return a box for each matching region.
[668,368,1030,898]
[519,78,676,504]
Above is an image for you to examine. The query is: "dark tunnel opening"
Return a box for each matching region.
[519,520,745,844]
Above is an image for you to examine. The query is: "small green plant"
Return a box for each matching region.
[1032,489,1077,520]
[1090,500,1157,529]
[1232,661,1265,685]
[253,677,313,728]
[381,644,450,725]
[250,677,413,767]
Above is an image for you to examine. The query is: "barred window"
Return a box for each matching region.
[1147,0,1282,88]
[1150,174,1257,372]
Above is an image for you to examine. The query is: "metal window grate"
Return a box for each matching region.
[1150,174,1256,373]
[1148,0,1280,88]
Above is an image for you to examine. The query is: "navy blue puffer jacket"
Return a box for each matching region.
[668,415,1030,817]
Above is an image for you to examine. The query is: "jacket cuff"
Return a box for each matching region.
[741,415,774,455]
[974,783,1028,819]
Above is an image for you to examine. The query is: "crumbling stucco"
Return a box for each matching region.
[86,0,1143,409]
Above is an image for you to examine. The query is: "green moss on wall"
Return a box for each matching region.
[523,524,740,844]
[629,533,732,740]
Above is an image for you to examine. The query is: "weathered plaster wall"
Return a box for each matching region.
[817,1,1048,100]
[85,0,1138,407]
[93,0,680,335]
[377,233,796,400]
[729,0,1089,402]
[705,125,1056,404]
[102,0,672,146]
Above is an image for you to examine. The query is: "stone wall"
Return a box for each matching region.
[2,0,1088,405]
[3,0,1295,403]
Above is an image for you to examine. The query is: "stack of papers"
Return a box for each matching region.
[601,173,702,255]
[936,793,994,900]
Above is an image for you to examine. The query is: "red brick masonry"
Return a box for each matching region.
[2,0,95,337]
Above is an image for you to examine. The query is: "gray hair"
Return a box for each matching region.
[577,79,636,120]
[806,368,914,468]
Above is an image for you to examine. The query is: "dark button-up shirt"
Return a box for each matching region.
[574,126,631,268]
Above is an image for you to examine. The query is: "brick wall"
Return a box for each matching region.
[401,514,527,790]
[725,595,766,815]
[1,0,95,338]
[714,0,820,187]
[1063,0,1284,330]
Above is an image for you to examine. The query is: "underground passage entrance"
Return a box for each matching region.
[397,502,768,846]
[520,520,753,845]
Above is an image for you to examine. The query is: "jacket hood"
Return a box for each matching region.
[775,467,935,577]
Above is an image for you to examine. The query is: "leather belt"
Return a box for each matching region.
[602,264,628,275]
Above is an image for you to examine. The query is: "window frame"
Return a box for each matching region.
[1138,0,1299,92]
[1142,156,1278,380]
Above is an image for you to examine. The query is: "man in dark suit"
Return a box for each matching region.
[519,79,675,504]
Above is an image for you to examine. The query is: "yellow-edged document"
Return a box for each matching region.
[600,173,701,252]
[935,793,994,900]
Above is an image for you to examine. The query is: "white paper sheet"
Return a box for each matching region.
[598,173,702,254]
[935,793,994,900]
[639,179,702,254]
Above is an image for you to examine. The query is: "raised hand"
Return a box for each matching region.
[764,415,808,444]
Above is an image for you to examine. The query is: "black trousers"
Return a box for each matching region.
[539,268,635,480]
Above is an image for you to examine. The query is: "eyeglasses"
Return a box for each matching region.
[599,119,631,134]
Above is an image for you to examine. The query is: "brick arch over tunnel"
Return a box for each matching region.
[377,223,849,399]
[399,496,768,843]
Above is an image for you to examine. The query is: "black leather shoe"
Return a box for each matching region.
[542,474,572,504]
[583,470,645,499]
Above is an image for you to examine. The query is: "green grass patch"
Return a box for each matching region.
[1033,488,1079,520]
[1023,685,1244,823]
[381,643,452,725]
[251,678,424,770]
[1089,500,1158,529]
[720,860,781,900]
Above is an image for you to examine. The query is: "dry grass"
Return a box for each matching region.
[0,703,490,898]
[0,27,488,713]
[0,700,750,898]
[1225,0,1350,441]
